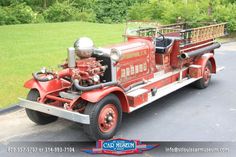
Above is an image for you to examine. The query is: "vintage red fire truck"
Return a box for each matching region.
[19,21,226,140]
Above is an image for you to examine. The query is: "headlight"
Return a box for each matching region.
[110,48,121,62]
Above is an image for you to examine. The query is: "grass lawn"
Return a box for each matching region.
[0,22,124,108]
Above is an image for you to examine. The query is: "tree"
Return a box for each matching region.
[95,0,129,23]
[72,0,95,12]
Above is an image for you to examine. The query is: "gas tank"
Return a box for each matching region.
[107,39,155,87]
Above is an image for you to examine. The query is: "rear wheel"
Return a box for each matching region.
[193,61,212,89]
[83,94,122,140]
[25,89,58,125]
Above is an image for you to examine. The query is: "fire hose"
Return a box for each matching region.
[33,71,55,82]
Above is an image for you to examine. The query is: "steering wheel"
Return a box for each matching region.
[33,71,55,82]
[155,31,165,42]
[154,31,167,48]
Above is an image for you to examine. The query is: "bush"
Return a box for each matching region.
[43,2,96,23]
[43,2,76,22]
[0,3,36,25]
[95,0,128,23]
[0,7,8,25]
[34,13,45,23]
[9,3,36,24]
[0,0,235,33]
[127,0,235,32]
[128,3,154,20]
[74,10,96,22]
[212,3,236,32]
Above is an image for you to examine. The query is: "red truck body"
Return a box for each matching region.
[19,22,226,140]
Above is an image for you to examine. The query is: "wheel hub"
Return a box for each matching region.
[98,104,118,133]
[203,66,211,84]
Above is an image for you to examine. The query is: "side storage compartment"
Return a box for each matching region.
[189,65,202,78]
[127,89,148,107]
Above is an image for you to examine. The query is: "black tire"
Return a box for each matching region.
[25,89,58,125]
[193,61,212,89]
[83,94,122,140]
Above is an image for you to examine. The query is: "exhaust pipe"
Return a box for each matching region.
[180,42,221,59]
[67,47,76,68]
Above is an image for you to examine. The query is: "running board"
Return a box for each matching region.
[18,98,90,124]
[129,77,201,112]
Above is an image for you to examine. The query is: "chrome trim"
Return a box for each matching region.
[111,60,117,82]
[67,47,76,68]
[18,98,90,124]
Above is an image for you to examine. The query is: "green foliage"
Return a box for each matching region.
[0,3,36,25]
[95,0,129,23]
[128,2,154,20]
[34,13,45,23]
[0,0,236,31]
[72,0,95,11]
[43,2,75,22]
[127,0,236,32]
[0,7,9,25]
[212,3,236,32]
[43,1,96,23]
[74,10,96,22]
[9,3,36,24]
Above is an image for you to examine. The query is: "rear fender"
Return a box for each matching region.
[24,78,71,98]
[80,86,130,112]
[194,53,216,74]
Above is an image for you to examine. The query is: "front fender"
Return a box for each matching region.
[24,78,71,97]
[194,53,216,74]
[80,86,130,112]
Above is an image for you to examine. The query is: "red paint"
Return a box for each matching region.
[23,25,220,114]
[80,86,130,112]
[98,104,118,133]
[46,95,72,103]
[194,53,216,75]
[203,65,211,85]
[127,92,148,107]
[24,78,71,100]
[189,66,202,78]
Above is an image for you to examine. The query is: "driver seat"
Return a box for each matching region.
[155,37,174,54]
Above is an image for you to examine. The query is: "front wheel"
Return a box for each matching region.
[25,89,58,125]
[83,94,122,140]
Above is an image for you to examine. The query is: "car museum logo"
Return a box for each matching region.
[82,138,159,155]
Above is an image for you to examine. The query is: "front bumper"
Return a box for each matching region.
[18,98,90,124]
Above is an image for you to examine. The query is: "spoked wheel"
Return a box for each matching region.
[25,89,58,125]
[203,64,211,85]
[98,104,118,133]
[193,61,212,89]
[83,94,122,140]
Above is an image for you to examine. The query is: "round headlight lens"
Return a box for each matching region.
[110,49,121,62]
